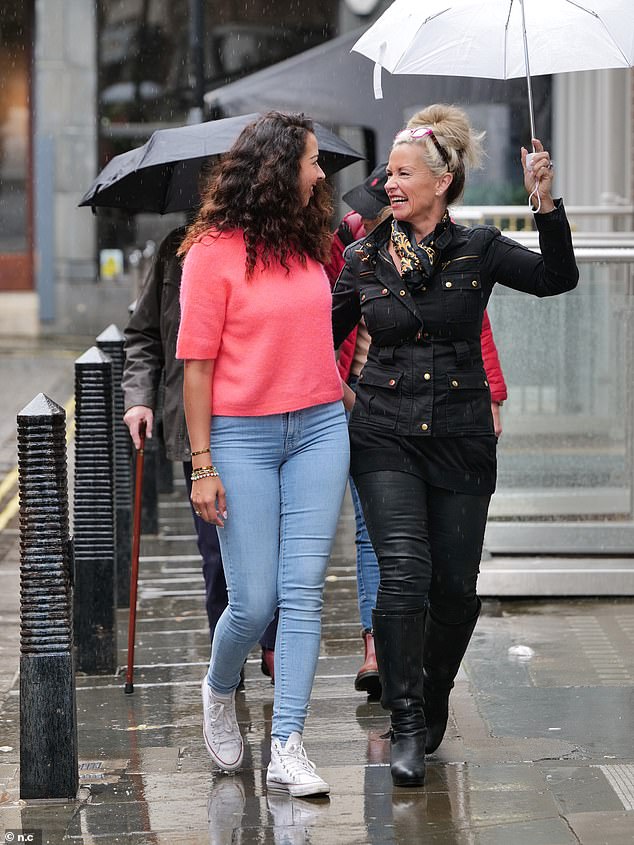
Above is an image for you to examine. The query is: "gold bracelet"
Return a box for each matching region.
[191,448,210,457]
[191,466,220,481]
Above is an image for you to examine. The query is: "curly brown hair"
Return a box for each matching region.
[179,112,333,276]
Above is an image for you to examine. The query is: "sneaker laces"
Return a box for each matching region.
[208,701,239,747]
[278,739,317,780]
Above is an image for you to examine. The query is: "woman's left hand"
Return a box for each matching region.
[521,139,555,213]
[342,381,356,412]
[191,475,227,527]
[491,402,503,438]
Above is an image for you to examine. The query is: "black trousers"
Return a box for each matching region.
[353,470,490,624]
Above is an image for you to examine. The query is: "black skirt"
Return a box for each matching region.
[349,425,497,496]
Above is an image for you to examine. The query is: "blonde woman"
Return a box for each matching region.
[332,104,578,787]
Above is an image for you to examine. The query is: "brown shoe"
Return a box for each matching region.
[354,630,382,699]
[261,647,275,684]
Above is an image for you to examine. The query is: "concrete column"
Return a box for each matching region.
[631,69,634,208]
[554,69,632,221]
[34,0,98,315]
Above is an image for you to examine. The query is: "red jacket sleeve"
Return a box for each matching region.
[481,310,508,403]
[326,212,366,383]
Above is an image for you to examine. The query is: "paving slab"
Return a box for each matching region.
[0,358,633,842]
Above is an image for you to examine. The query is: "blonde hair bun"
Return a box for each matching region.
[407,103,484,171]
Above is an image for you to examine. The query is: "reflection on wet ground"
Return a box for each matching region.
[1,483,634,843]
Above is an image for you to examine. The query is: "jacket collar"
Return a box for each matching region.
[364,216,423,325]
[360,212,469,257]
[356,213,469,328]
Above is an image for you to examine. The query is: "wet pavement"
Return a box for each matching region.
[1,341,634,843]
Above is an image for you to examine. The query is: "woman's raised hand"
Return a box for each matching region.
[521,139,555,214]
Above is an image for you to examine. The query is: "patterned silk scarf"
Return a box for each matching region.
[390,211,450,289]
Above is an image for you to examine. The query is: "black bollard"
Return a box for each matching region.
[18,393,79,800]
[73,347,118,674]
[97,324,132,607]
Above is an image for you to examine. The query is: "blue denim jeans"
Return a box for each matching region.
[207,401,349,742]
[184,462,278,650]
[347,376,381,632]
[349,476,381,632]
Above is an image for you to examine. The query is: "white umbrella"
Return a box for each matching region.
[352,0,634,139]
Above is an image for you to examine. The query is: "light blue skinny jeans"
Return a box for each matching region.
[207,401,349,742]
[348,477,381,632]
[347,376,381,633]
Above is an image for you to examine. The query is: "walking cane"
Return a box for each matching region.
[125,420,146,694]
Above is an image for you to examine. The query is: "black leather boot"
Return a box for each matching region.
[372,608,426,787]
[423,599,481,754]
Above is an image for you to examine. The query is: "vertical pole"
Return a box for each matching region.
[34,135,56,322]
[188,0,205,123]
[97,324,132,607]
[18,393,78,799]
[519,0,537,143]
[125,422,146,695]
[73,347,118,674]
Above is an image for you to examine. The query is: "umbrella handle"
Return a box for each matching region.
[125,420,146,694]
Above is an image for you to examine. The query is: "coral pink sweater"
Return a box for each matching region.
[176,229,343,416]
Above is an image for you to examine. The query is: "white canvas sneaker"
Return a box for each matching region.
[201,677,244,771]
[207,778,246,842]
[266,732,330,797]
[267,793,329,844]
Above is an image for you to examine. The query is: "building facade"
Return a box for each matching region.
[1,1,632,336]
[0,1,35,331]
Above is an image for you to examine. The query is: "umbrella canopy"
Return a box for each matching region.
[79,114,365,214]
[204,28,549,161]
[352,0,634,137]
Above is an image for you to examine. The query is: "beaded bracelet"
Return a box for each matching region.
[191,448,210,457]
[191,465,220,482]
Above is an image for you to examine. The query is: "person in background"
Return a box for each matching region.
[332,103,578,787]
[176,112,349,797]
[325,162,507,701]
[122,224,277,680]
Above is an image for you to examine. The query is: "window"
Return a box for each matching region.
[98,0,337,160]
[0,0,32,289]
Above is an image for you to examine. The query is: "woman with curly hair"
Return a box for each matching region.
[176,112,349,797]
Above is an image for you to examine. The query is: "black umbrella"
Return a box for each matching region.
[79,113,365,214]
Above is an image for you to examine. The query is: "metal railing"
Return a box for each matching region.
[453,204,634,232]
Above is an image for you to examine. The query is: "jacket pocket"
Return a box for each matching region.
[360,283,396,331]
[445,369,493,433]
[440,271,482,323]
[354,365,403,429]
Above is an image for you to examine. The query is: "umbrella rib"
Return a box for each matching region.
[562,0,632,67]
[562,0,600,15]
[393,8,451,72]
[503,0,514,79]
